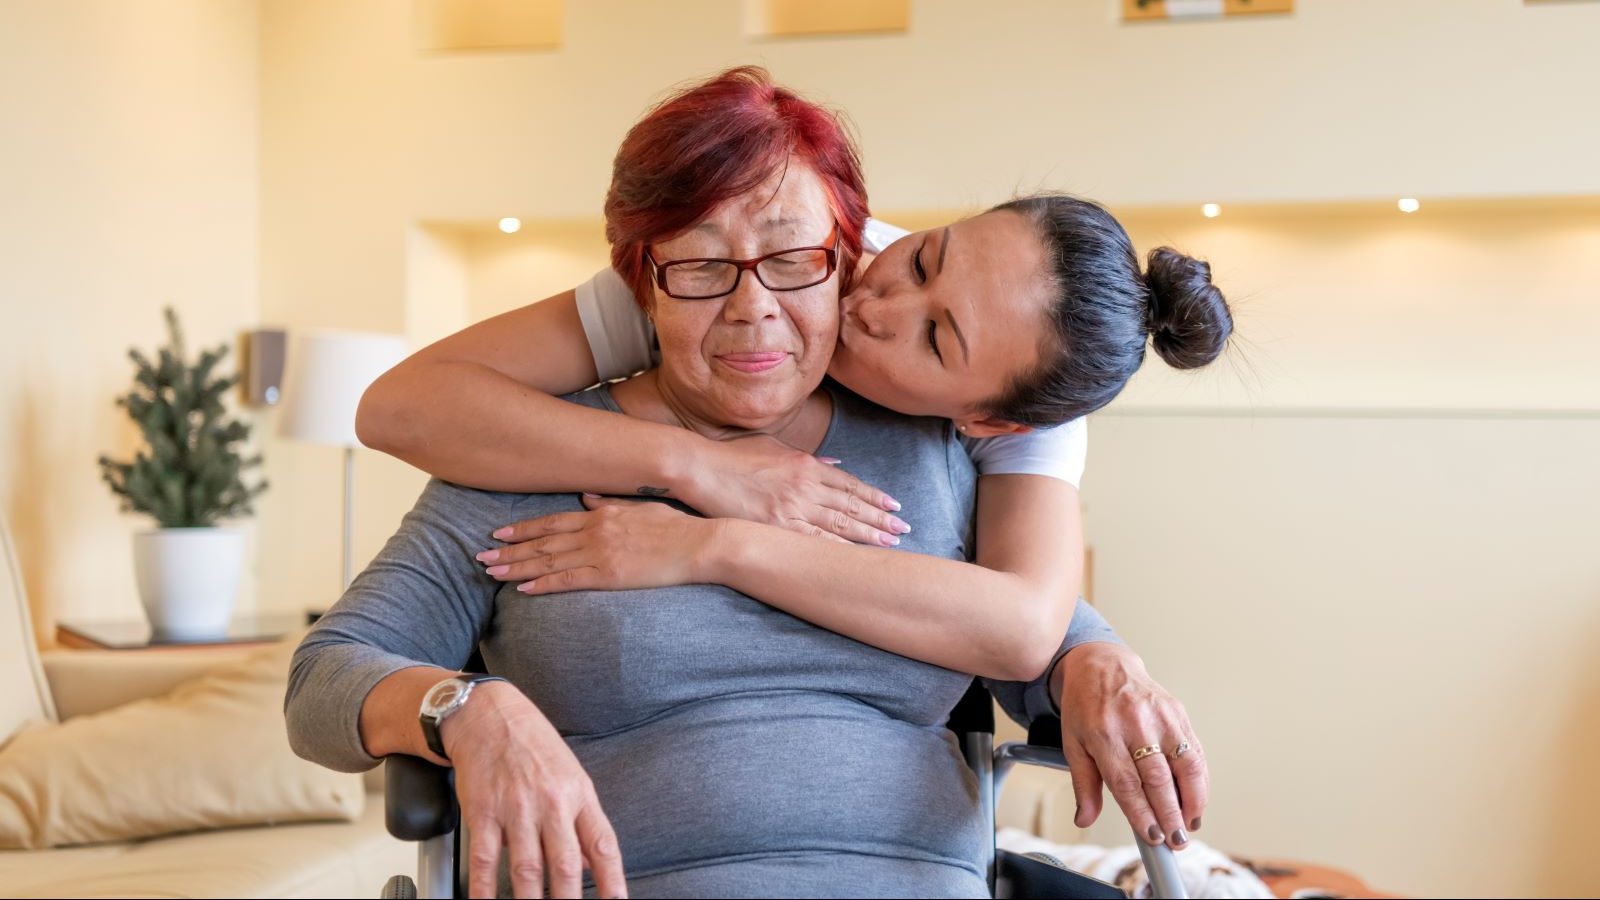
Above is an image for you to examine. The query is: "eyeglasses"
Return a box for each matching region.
[645,223,839,300]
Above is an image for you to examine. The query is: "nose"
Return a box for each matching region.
[852,290,897,339]
[721,271,782,325]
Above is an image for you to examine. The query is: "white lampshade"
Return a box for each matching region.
[278,330,409,447]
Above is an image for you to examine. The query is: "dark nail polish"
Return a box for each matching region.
[1146,824,1162,842]
[1190,816,1201,831]
[1171,827,1188,847]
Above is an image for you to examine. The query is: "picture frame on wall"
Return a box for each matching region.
[1122,0,1293,22]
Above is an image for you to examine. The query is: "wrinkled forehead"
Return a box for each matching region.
[662,163,835,254]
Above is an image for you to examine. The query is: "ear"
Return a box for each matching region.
[952,415,1032,439]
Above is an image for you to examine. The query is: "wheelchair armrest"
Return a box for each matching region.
[384,755,458,841]
[997,713,1189,899]
[1027,713,1063,750]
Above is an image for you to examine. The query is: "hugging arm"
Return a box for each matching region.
[501,471,1088,682]
[356,285,899,544]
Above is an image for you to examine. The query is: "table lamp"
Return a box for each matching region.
[278,330,409,589]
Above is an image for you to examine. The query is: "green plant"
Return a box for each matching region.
[98,308,267,527]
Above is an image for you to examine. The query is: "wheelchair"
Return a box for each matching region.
[379,680,1188,899]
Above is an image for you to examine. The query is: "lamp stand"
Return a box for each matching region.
[342,445,355,590]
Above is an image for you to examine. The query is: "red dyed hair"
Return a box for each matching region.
[605,67,869,309]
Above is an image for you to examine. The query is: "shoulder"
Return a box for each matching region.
[960,418,1089,486]
[863,218,910,254]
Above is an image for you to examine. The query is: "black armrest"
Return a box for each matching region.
[948,679,996,736]
[1027,713,1063,750]
[384,755,458,841]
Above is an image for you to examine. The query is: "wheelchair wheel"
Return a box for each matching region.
[380,874,418,899]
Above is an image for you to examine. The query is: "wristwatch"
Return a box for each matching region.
[419,674,508,760]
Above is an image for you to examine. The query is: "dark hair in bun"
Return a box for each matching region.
[983,194,1233,427]
[1145,247,1231,370]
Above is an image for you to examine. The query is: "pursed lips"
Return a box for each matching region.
[715,351,790,373]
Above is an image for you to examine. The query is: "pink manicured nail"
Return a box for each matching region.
[516,581,537,593]
[485,565,509,577]
[890,518,911,535]
[475,550,498,563]
[583,492,601,498]
[879,533,900,547]
[819,457,842,465]
[883,497,902,512]
[492,527,513,540]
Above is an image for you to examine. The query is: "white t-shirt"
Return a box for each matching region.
[574,219,1088,486]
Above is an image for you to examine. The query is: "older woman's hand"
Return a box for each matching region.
[480,496,721,594]
[441,681,627,899]
[1051,642,1209,852]
[687,434,910,547]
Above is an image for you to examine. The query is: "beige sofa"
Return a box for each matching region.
[0,517,411,899]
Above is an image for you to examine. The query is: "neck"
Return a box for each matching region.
[611,370,831,452]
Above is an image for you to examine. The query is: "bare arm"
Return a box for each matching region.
[505,474,1084,682]
[357,288,900,542]
[357,290,702,497]
[707,474,1082,681]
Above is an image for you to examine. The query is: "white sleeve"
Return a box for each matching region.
[959,418,1088,487]
[574,267,657,382]
[863,218,910,254]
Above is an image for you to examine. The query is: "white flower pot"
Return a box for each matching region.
[132,528,243,640]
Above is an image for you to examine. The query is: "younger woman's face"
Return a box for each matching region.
[828,210,1052,432]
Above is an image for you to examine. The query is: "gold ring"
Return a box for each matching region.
[1131,743,1163,762]
[1170,740,1192,758]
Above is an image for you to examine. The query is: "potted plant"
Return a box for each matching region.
[98,308,267,639]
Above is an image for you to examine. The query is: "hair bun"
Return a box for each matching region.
[1144,247,1232,370]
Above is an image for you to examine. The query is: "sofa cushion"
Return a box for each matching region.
[0,634,363,849]
[0,794,410,899]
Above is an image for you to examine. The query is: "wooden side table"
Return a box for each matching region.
[54,612,312,651]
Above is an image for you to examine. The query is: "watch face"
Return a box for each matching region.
[422,679,467,717]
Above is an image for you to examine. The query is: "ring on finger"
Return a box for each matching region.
[1169,740,1192,759]
[1130,743,1163,762]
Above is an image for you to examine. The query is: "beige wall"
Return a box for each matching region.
[0,0,261,642]
[1078,411,1600,898]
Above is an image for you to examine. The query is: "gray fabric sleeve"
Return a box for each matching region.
[284,481,511,772]
[982,598,1121,730]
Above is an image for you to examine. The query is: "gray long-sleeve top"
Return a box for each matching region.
[286,384,1118,898]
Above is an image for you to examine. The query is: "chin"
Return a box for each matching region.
[713,393,803,429]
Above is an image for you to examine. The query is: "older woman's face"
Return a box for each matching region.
[646,164,839,430]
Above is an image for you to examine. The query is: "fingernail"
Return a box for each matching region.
[1190,816,1201,832]
[492,527,513,540]
[1146,824,1163,843]
[883,497,902,512]
[516,581,536,593]
[890,517,911,534]
[1171,827,1188,847]
[819,457,841,464]
[485,565,509,577]
[583,492,601,498]
[879,534,900,547]
[475,550,498,562]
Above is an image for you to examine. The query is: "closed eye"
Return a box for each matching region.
[912,240,928,283]
[927,319,943,364]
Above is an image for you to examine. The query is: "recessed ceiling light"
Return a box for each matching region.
[499,217,522,233]
[1397,198,1420,214]
[1202,203,1221,218]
